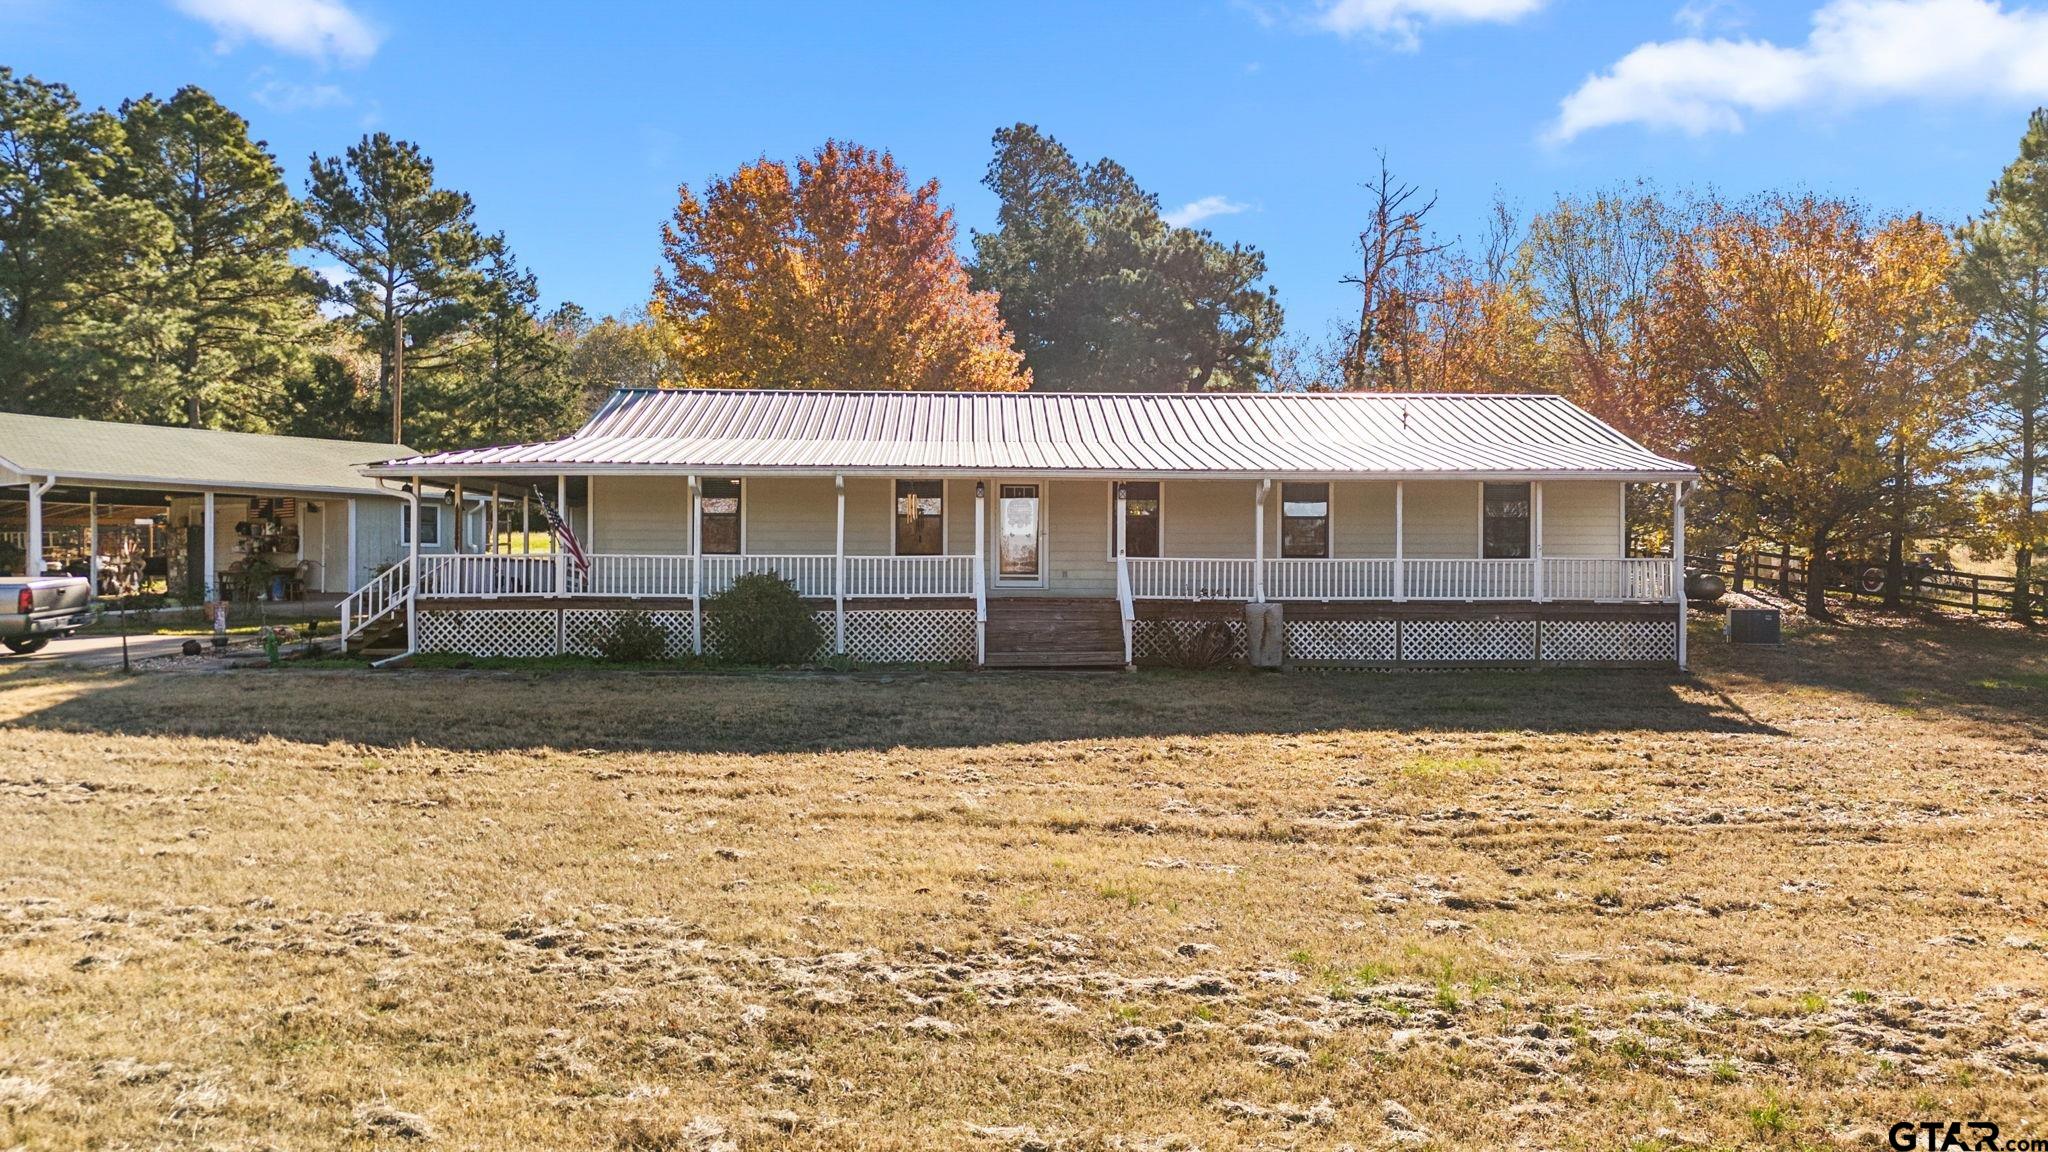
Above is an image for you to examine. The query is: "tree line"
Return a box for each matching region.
[0,69,596,448]
[1,68,2042,620]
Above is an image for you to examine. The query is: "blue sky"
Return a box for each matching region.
[8,0,2048,344]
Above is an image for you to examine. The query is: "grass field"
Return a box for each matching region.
[0,612,2044,1149]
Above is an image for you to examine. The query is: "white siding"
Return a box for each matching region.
[1540,480,1622,557]
[1400,481,1479,558]
[1334,481,1396,557]
[1164,480,1256,558]
[591,476,691,553]
[741,477,836,554]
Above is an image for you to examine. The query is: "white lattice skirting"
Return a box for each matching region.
[1133,618,1248,665]
[1134,614,1678,665]
[1286,619,1399,663]
[415,607,974,664]
[1539,619,1678,663]
[416,609,563,659]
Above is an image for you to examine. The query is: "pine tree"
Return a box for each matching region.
[970,124,1282,392]
[305,133,485,444]
[0,68,169,417]
[422,238,580,447]
[1954,109,2048,622]
[116,86,321,430]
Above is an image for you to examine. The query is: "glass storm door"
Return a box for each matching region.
[997,484,1043,582]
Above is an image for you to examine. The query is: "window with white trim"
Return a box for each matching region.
[1280,482,1330,558]
[894,480,944,556]
[699,479,741,554]
[1111,481,1161,558]
[401,504,442,547]
[1482,482,1531,559]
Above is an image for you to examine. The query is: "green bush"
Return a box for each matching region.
[707,572,823,665]
[591,610,670,663]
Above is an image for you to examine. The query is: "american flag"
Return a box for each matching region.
[531,487,590,574]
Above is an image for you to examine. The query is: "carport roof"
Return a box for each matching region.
[0,412,410,497]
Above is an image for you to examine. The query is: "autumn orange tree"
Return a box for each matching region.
[1652,197,1976,618]
[652,141,1026,392]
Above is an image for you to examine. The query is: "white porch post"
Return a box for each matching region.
[586,475,597,552]
[452,480,464,554]
[1393,481,1406,602]
[521,490,531,554]
[1532,480,1545,602]
[1116,483,1134,664]
[1252,479,1268,603]
[406,475,420,647]
[87,490,98,593]
[201,490,216,600]
[973,481,987,665]
[24,475,53,578]
[1673,481,1688,671]
[346,498,359,592]
[555,474,569,598]
[689,474,703,656]
[833,474,846,655]
[490,485,501,554]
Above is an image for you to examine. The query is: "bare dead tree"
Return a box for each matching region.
[1340,154,1450,390]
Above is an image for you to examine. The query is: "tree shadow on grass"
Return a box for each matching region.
[0,661,1784,755]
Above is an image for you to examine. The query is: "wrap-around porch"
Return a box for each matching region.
[341,473,1689,668]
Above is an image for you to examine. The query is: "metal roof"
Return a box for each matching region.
[365,389,1696,481]
[0,411,410,496]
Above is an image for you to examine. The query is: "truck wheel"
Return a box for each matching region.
[2,637,49,655]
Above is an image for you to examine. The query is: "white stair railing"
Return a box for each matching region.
[339,556,412,640]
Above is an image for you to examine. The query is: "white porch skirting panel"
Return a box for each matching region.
[1130,613,1678,666]
[414,605,974,664]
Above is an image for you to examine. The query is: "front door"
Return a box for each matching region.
[996,483,1044,586]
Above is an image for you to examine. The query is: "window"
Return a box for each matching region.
[1112,481,1161,558]
[894,480,944,555]
[1280,482,1329,558]
[401,504,442,547]
[699,479,741,554]
[997,484,1042,580]
[1483,482,1531,559]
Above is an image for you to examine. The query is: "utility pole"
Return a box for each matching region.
[391,313,406,446]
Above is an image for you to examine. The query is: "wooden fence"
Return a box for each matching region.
[1704,549,2044,617]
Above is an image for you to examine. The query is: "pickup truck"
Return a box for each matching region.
[0,574,94,654]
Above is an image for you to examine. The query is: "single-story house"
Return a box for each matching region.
[350,388,1700,669]
[0,413,480,598]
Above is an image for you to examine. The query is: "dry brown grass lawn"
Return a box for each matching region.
[0,613,2044,1150]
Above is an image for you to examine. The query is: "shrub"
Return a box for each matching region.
[707,572,823,665]
[591,610,669,663]
[1155,620,1236,669]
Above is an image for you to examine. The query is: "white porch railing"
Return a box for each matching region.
[845,554,974,598]
[1126,556,1669,603]
[701,553,837,598]
[1543,557,1674,601]
[1404,558,1537,601]
[1127,557,1258,600]
[418,553,559,598]
[1264,557,1395,601]
[576,553,693,597]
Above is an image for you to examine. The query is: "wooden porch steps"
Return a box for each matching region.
[346,616,409,660]
[984,598,1126,669]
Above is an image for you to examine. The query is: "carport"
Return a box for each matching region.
[0,412,417,601]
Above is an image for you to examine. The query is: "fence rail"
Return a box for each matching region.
[1127,556,1667,601]
[1264,557,1395,600]
[1127,557,1257,600]
[1405,558,1537,601]
[1705,549,2043,617]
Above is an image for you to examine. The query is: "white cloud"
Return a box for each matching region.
[251,77,350,112]
[171,0,380,63]
[1314,0,1547,46]
[1551,0,2048,141]
[1163,195,1252,228]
